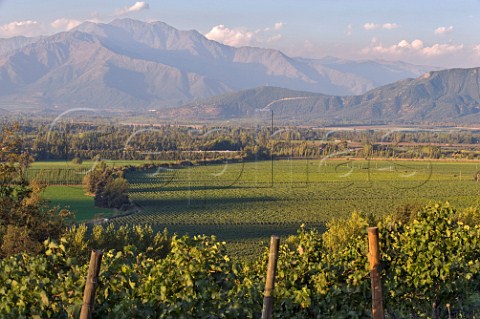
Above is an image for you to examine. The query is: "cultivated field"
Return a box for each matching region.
[31,158,480,258]
[112,159,480,258]
[31,160,163,221]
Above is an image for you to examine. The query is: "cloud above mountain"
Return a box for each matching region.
[434,26,453,35]
[363,22,399,30]
[0,18,438,112]
[51,18,81,31]
[474,44,480,56]
[273,22,284,31]
[205,25,255,47]
[363,38,464,57]
[205,22,284,47]
[0,20,41,37]
[115,2,150,16]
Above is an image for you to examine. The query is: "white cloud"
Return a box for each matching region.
[473,44,480,55]
[0,20,41,37]
[382,23,399,30]
[422,43,463,56]
[411,39,424,50]
[205,23,283,47]
[363,22,399,31]
[205,25,255,47]
[274,22,284,31]
[128,1,150,12]
[364,38,463,57]
[345,24,352,36]
[51,18,81,31]
[363,23,377,31]
[89,12,103,24]
[115,1,150,16]
[267,34,282,43]
[434,26,453,35]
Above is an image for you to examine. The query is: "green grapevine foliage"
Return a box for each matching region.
[1,203,480,318]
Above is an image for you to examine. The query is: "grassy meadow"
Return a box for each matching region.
[41,186,115,222]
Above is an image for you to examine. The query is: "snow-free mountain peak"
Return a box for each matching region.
[0,18,439,112]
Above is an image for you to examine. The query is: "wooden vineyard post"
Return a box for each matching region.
[261,235,280,319]
[368,227,384,319]
[80,250,103,319]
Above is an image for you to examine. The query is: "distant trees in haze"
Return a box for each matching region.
[4,121,480,163]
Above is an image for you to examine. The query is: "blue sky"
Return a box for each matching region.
[1,0,480,68]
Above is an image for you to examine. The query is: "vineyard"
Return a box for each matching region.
[30,160,162,222]
[28,158,480,258]
[2,204,480,318]
[14,157,480,317]
[114,159,480,258]
[25,168,88,185]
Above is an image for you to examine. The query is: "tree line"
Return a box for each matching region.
[3,120,480,162]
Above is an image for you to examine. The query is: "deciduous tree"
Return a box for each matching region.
[0,123,73,257]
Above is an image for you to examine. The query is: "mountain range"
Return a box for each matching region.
[0,18,437,112]
[169,67,480,124]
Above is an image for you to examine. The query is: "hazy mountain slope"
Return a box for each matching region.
[169,86,324,119]
[300,57,439,94]
[0,36,41,56]
[344,68,480,122]
[172,68,480,124]
[0,18,438,111]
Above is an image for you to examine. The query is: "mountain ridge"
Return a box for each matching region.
[167,67,480,124]
[0,18,438,111]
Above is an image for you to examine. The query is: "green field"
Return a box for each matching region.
[116,159,480,258]
[30,160,164,221]
[35,158,480,258]
[41,186,116,222]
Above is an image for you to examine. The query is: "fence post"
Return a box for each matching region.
[80,250,103,319]
[368,227,384,319]
[261,235,280,319]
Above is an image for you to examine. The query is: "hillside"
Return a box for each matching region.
[0,19,436,112]
[168,68,480,124]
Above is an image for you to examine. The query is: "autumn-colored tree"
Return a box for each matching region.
[0,123,73,257]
